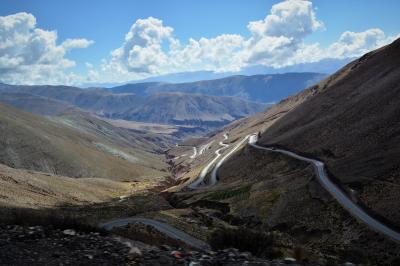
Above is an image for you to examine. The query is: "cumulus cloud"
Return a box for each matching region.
[111,17,173,73]
[327,28,398,58]
[249,0,323,39]
[242,0,323,66]
[168,34,244,72]
[0,12,93,85]
[102,0,326,80]
[109,17,244,75]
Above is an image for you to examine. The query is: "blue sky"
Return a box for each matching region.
[0,0,399,85]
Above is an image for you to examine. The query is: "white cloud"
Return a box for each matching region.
[100,0,326,81]
[0,12,93,85]
[242,0,323,66]
[258,0,323,39]
[288,28,399,65]
[168,34,244,72]
[62,38,94,50]
[327,28,398,58]
[111,17,173,73]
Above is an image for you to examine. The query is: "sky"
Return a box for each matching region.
[0,0,399,85]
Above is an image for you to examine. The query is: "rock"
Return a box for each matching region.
[188,251,199,256]
[84,254,94,260]
[129,247,142,257]
[170,250,184,259]
[238,252,251,260]
[62,229,76,236]
[200,254,212,260]
[160,244,172,251]
[284,257,297,263]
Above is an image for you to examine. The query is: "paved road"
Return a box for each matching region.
[190,147,198,159]
[187,134,230,189]
[199,141,214,155]
[210,135,251,185]
[100,217,211,251]
[173,153,187,160]
[248,134,400,243]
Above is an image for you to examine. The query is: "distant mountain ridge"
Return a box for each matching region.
[0,83,266,129]
[0,84,143,116]
[112,72,327,103]
[115,92,268,127]
[81,57,351,87]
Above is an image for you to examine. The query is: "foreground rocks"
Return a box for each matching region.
[0,224,357,265]
[0,224,130,265]
[129,247,305,266]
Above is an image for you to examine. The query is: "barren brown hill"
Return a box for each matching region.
[0,103,169,181]
[259,38,400,224]
[0,163,131,209]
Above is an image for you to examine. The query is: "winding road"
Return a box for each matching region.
[248,134,400,243]
[199,141,214,155]
[190,147,198,159]
[100,217,211,251]
[101,131,400,251]
[210,135,251,186]
[187,133,230,189]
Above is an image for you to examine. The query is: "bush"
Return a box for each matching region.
[208,227,280,258]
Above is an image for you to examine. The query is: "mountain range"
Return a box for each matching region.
[82,57,351,87]
[111,72,326,103]
[1,72,326,130]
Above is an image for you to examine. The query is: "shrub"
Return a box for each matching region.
[208,227,280,258]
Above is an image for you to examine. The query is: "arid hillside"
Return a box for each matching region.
[259,38,400,224]
[0,163,132,208]
[0,103,169,181]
